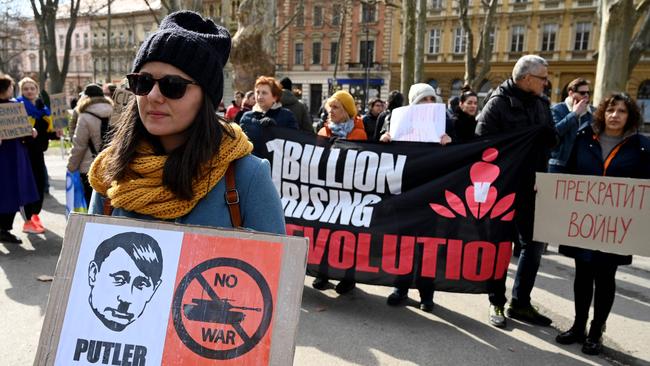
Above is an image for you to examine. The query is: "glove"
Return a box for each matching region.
[259,117,277,127]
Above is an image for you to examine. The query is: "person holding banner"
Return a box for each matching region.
[476,55,557,328]
[0,74,39,244]
[16,77,62,234]
[556,93,650,356]
[450,88,479,142]
[311,90,368,294]
[87,11,285,235]
[239,76,298,156]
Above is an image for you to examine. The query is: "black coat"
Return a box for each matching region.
[450,109,477,142]
[559,126,650,265]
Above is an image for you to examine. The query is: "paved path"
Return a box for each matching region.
[0,151,648,365]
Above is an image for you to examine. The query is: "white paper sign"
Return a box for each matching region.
[54,223,184,366]
[389,103,446,143]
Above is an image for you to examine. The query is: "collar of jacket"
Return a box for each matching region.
[252,101,282,113]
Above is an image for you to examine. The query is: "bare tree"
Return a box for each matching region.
[458,0,498,92]
[594,0,650,103]
[331,0,349,94]
[413,0,426,84]
[400,0,416,96]
[0,3,26,81]
[29,0,82,93]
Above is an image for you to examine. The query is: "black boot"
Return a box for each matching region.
[582,322,605,355]
[556,321,587,345]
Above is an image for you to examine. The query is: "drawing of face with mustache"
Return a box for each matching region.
[88,232,163,332]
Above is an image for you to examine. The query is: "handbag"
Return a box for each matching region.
[65,170,88,217]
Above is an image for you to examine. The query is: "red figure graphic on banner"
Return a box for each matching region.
[430,148,516,221]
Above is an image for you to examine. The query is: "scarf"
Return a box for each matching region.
[88,123,253,219]
[328,119,355,138]
[16,96,54,132]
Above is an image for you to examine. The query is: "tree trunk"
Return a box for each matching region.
[628,3,650,75]
[594,0,635,104]
[400,0,416,97]
[29,0,80,94]
[459,0,498,92]
[106,0,112,82]
[413,0,426,84]
[331,1,348,95]
[230,0,277,92]
[459,0,474,88]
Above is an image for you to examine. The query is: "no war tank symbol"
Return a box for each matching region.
[172,258,273,360]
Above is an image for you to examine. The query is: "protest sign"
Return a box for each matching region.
[49,93,69,129]
[35,214,308,366]
[534,173,650,257]
[257,126,544,293]
[111,88,134,125]
[0,102,32,139]
[389,103,446,142]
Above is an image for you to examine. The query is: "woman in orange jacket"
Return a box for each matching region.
[317,91,368,141]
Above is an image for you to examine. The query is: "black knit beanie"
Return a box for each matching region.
[131,11,231,107]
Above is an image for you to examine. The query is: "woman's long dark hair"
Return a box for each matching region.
[593,93,642,135]
[102,96,234,200]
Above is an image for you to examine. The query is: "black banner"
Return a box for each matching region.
[258,127,542,293]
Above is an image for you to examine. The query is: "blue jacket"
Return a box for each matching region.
[559,126,650,265]
[549,101,593,167]
[240,105,298,156]
[89,155,286,235]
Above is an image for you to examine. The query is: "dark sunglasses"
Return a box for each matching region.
[575,90,590,96]
[126,73,198,99]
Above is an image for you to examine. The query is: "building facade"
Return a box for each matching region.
[275,0,396,116]
[389,0,650,122]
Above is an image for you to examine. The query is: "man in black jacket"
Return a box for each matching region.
[280,77,314,133]
[476,55,557,328]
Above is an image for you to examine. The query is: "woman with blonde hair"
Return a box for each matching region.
[317,90,367,140]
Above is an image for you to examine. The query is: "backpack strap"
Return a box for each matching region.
[84,111,104,157]
[224,163,242,228]
[103,197,113,216]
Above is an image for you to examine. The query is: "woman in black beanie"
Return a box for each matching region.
[87,11,285,234]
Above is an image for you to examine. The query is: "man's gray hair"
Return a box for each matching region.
[512,55,548,81]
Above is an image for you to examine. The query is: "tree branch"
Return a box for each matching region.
[629,8,650,73]
[274,0,304,36]
[143,0,161,25]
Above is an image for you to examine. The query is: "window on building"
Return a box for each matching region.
[128,30,134,45]
[453,27,466,54]
[574,22,591,51]
[83,33,88,48]
[332,4,342,25]
[75,33,80,48]
[313,6,323,26]
[330,41,339,64]
[296,6,304,27]
[119,32,125,47]
[451,79,464,97]
[487,27,496,51]
[541,24,557,51]
[111,32,115,47]
[510,25,525,52]
[29,54,36,71]
[312,41,322,64]
[295,42,304,65]
[429,0,443,9]
[59,34,64,48]
[231,0,240,17]
[428,28,441,54]
[360,40,375,66]
[361,2,376,23]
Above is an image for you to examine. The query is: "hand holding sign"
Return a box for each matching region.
[389,103,447,143]
[0,103,32,139]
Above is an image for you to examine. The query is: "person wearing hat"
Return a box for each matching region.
[312,90,367,295]
[279,77,314,134]
[87,11,284,234]
[67,83,114,204]
[378,83,452,145]
[317,90,368,140]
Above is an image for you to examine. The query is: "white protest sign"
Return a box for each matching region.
[389,103,446,143]
[50,93,69,129]
[0,102,32,139]
[35,214,309,366]
[533,172,650,257]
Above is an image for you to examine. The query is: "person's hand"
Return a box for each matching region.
[572,98,588,115]
[259,117,276,127]
[32,128,38,138]
[379,132,392,143]
[440,134,452,146]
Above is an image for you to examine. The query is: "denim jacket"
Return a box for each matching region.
[548,101,593,167]
[89,155,286,235]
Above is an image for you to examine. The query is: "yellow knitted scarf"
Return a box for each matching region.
[88,123,253,219]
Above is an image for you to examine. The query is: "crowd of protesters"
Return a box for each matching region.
[1,10,648,359]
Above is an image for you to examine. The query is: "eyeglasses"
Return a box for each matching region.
[126,73,199,99]
[529,74,549,82]
[575,90,590,96]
